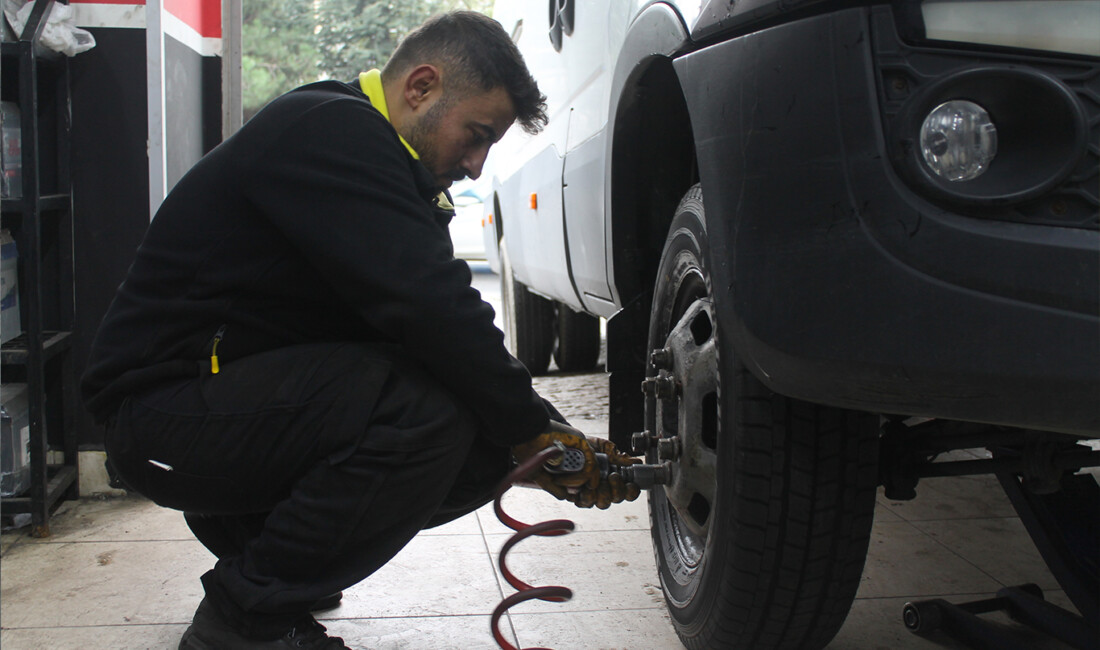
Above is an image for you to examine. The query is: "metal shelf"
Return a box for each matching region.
[1,465,78,536]
[2,194,71,215]
[1,39,63,63]
[0,0,79,535]
[1,330,72,365]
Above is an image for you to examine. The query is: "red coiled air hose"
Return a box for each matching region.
[490,446,576,650]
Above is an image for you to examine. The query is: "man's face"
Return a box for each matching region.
[405,86,516,190]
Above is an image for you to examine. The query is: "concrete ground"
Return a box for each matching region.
[0,267,1086,649]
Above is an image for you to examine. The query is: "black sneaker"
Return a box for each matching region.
[179,598,350,649]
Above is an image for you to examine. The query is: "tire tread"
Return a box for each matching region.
[650,186,879,650]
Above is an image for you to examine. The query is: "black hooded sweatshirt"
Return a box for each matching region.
[81,80,551,446]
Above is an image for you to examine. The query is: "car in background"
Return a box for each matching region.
[482,1,1100,648]
[447,179,489,260]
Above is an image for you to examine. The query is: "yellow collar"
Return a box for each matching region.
[359,69,419,160]
[360,69,452,211]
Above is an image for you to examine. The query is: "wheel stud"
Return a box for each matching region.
[650,347,673,370]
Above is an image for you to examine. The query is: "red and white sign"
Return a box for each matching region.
[70,0,221,55]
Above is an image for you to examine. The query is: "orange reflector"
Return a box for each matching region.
[481,218,485,227]
[529,193,538,210]
[488,213,494,225]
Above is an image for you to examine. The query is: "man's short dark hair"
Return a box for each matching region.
[382,10,548,135]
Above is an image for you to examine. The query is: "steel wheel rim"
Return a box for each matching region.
[653,261,720,584]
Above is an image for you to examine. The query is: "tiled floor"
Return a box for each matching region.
[1,269,1087,648]
[1,425,1083,649]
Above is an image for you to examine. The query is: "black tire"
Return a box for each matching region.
[500,238,555,375]
[553,302,601,372]
[646,185,879,650]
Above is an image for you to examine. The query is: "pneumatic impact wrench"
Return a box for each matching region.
[540,441,671,489]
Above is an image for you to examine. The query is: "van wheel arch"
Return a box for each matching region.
[605,56,699,447]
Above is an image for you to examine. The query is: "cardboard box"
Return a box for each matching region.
[1,383,30,497]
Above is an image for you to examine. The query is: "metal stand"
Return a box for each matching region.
[904,584,1098,650]
[995,464,1099,622]
[902,464,1099,649]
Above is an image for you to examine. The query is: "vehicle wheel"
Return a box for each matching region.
[500,238,554,375]
[646,185,879,650]
[553,302,601,372]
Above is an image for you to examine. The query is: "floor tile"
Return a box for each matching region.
[872,501,904,523]
[486,529,664,615]
[20,496,192,543]
[418,510,484,536]
[876,473,1018,522]
[321,533,503,620]
[2,439,1091,650]
[857,521,1003,599]
[0,539,207,628]
[1,527,27,555]
[910,517,1061,591]
[530,373,610,424]
[555,416,611,437]
[0,623,188,650]
[509,608,682,650]
[326,614,512,650]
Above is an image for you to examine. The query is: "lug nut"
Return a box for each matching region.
[631,430,656,455]
[640,376,679,399]
[650,347,673,370]
[655,375,679,399]
[657,437,681,460]
[642,373,673,400]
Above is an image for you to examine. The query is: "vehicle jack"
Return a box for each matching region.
[903,584,1097,650]
[881,420,1100,650]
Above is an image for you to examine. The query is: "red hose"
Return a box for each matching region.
[490,446,576,650]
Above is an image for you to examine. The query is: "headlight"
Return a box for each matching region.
[921,0,1100,58]
[919,100,997,181]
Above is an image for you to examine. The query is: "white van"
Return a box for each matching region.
[482,2,1100,648]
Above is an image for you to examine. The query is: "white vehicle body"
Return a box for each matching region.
[480,2,1100,649]
[484,1,702,319]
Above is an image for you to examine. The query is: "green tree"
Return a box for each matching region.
[315,0,443,83]
[241,1,320,119]
[242,0,495,119]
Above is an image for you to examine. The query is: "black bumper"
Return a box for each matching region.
[674,6,1099,434]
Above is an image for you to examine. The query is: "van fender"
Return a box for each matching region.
[603,2,691,307]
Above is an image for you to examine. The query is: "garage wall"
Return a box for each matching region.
[70,0,226,447]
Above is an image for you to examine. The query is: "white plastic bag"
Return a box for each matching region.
[4,0,95,56]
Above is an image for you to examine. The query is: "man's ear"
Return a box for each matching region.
[403,64,442,111]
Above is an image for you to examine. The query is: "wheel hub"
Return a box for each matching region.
[652,297,719,540]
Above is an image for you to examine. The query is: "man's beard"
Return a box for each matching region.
[405,97,452,186]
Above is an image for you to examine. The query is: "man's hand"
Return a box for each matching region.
[511,421,641,509]
[512,421,597,499]
[571,437,642,509]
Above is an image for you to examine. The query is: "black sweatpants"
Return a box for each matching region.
[103,342,512,638]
